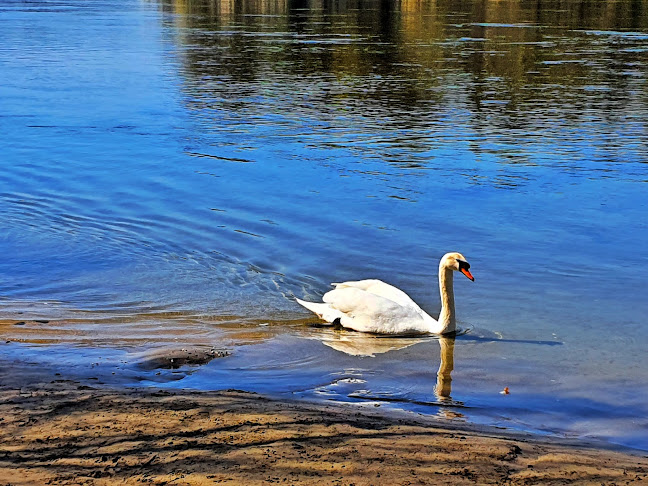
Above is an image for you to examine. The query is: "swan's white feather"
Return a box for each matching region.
[322,285,432,334]
[295,298,344,323]
[331,279,423,310]
[296,252,472,335]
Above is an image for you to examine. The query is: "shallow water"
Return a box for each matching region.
[1,0,648,450]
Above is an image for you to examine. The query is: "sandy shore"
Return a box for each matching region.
[1,365,647,486]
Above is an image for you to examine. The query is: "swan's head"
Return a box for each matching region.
[441,252,474,281]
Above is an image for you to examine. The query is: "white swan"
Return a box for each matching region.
[296,252,474,335]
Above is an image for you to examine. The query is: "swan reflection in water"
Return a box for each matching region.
[315,331,464,418]
[434,336,465,418]
[435,335,454,400]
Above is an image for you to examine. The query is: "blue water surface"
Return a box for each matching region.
[1,0,647,450]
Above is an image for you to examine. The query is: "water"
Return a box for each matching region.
[1,0,648,450]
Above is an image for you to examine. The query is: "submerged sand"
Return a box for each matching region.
[1,363,647,486]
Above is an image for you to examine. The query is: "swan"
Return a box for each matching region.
[296,252,474,335]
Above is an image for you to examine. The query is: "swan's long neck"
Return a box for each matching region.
[435,266,456,334]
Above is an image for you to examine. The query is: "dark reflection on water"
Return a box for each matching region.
[166,0,648,179]
[1,0,648,450]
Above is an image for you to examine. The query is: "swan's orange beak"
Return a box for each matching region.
[460,268,475,281]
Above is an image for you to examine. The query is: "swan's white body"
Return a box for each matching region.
[296,252,474,335]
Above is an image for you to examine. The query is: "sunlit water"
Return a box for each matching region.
[1,0,647,450]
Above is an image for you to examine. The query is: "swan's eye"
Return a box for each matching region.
[458,260,470,270]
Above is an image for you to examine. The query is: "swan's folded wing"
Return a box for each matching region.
[324,286,400,313]
[323,287,421,334]
[332,279,420,309]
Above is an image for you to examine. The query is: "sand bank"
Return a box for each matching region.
[1,365,647,486]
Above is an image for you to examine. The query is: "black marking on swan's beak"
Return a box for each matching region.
[458,260,474,281]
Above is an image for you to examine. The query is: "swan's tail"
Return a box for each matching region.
[295,298,344,324]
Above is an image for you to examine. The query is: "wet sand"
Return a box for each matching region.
[1,362,647,486]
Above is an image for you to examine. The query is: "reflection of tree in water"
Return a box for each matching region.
[164,0,648,172]
[166,1,647,85]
